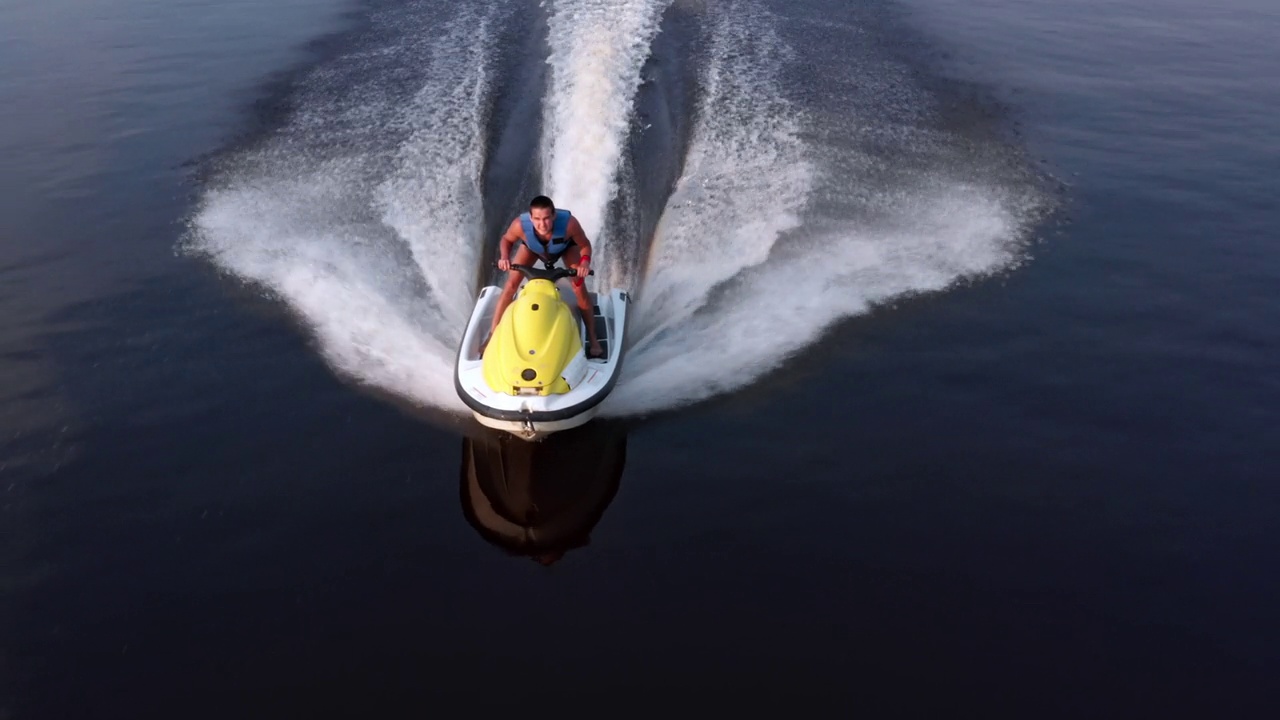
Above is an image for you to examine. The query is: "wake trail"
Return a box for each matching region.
[542,0,674,289]
[622,5,813,364]
[185,0,1049,425]
[187,4,497,413]
[602,1,1048,416]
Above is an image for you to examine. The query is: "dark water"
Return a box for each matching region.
[3,0,1278,715]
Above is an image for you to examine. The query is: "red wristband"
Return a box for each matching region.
[580,254,591,264]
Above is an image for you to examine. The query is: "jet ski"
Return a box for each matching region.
[454,263,629,441]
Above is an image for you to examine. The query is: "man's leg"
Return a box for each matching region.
[563,245,603,358]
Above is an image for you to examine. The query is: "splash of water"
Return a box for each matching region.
[601,2,1045,415]
[620,5,814,366]
[187,4,496,413]
[542,0,674,286]
[186,0,1047,424]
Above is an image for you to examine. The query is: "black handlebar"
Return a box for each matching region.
[503,263,594,281]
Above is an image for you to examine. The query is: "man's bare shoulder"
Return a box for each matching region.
[505,217,525,238]
[566,215,588,237]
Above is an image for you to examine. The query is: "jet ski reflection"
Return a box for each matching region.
[459,419,627,565]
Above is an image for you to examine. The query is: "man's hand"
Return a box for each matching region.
[498,257,511,272]
[576,256,590,278]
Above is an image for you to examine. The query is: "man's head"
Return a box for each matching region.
[529,195,555,236]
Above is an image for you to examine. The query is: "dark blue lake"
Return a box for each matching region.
[3,0,1277,715]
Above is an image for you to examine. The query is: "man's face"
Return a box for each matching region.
[530,207,554,237]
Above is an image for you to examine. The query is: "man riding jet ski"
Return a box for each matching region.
[454,196,629,441]
[485,195,603,359]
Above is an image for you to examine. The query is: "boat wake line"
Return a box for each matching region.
[185,0,1051,421]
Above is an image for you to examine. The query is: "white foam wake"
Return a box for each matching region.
[187,4,496,413]
[601,2,1042,416]
[620,5,814,367]
[542,0,674,287]
[186,0,1046,425]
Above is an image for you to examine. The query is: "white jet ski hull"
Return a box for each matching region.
[454,283,629,441]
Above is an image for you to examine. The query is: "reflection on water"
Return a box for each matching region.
[459,421,628,565]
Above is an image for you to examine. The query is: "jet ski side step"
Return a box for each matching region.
[590,298,608,359]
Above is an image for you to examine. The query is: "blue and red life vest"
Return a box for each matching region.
[519,209,574,263]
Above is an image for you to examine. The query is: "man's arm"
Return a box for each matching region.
[568,216,592,276]
[496,219,524,271]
